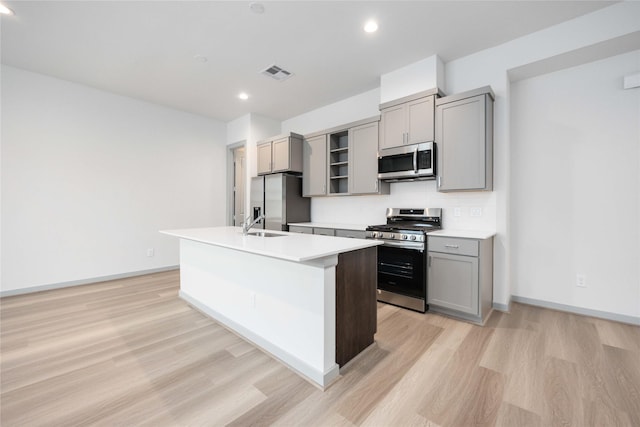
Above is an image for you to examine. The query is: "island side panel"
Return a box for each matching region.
[335,246,377,366]
[177,238,339,387]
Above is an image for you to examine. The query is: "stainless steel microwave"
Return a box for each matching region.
[378,142,436,181]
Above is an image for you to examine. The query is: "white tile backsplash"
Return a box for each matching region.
[310,180,496,231]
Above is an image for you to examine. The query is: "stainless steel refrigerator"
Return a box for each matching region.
[250,174,310,231]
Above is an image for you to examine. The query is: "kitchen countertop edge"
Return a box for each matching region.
[428,229,496,240]
[288,222,369,231]
[160,226,381,263]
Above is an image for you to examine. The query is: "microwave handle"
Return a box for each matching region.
[413,146,418,173]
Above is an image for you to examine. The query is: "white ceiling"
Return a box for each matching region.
[1,1,615,122]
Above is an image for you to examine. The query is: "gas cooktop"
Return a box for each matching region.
[366,208,442,235]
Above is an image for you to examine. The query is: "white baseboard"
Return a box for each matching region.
[492,299,511,312]
[511,295,640,326]
[180,290,340,389]
[0,266,179,298]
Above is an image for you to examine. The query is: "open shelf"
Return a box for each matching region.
[329,131,349,194]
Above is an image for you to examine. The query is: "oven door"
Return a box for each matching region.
[377,242,426,301]
[378,142,435,181]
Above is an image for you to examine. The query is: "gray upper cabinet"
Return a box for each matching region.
[303,134,327,196]
[257,142,273,175]
[257,133,303,175]
[303,116,388,197]
[379,88,441,151]
[379,104,405,149]
[435,87,494,192]
[406,96,436,145]
[349,121,388,195]
[272,137,292,172]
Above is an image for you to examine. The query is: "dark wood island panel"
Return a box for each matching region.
[335,246,377,366]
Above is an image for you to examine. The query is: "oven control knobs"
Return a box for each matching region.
[410,235,416,241]
[402,235,408,240]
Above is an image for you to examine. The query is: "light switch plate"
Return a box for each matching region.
[454,207,461,217]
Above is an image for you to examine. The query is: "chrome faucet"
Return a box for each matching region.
[242,214,265,235]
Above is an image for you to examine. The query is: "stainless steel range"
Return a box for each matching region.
[365,208,442,312]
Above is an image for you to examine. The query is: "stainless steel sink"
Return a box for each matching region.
[247,231,285,238]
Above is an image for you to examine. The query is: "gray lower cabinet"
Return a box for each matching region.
[427,235,493,324]
[289,225,366,239]
[288,225,313,234]
[313,227,335,236]
[435,87,494,192]
[335,229,366,239]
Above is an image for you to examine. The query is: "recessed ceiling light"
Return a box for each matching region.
[364,20,378,33]
[0,4,14,15]
[193,54,208,63]
[249,2,265,14]
[238,92,249,100]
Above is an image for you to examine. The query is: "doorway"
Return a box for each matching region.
[228,143,246,226]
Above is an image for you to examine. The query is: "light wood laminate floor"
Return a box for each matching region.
[1,270,639,426]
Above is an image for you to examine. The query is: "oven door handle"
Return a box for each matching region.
[379,240,424,251]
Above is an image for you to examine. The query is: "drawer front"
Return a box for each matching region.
[428,236,478,257]
[335,229,366,239]
[313,227,335,236]
[289,225,312,234]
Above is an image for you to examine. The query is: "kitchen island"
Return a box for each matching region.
[160,226,381,388]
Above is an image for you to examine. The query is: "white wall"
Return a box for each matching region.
[227,113,280,222]
[510,51,640,319]
[278,2,640,317]
[1,66,228,293]
[443,1,640,310]
[380,55,445,103]
[282,88,381,135]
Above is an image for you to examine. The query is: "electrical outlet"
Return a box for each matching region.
[146,248,154,257]
[454,207,462,217]
[576,274,587,288]
[250,292,256,308]
[470,207,482,217]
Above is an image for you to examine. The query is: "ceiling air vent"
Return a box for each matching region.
[260,64,293,82]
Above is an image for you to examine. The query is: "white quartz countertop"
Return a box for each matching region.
[288,222,369,231]
[160,226,381,262]
[429,229,496,239]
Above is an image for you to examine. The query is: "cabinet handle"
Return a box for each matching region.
[445,244,459,249]
[437,176,441,187]
[374,180,378,191]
